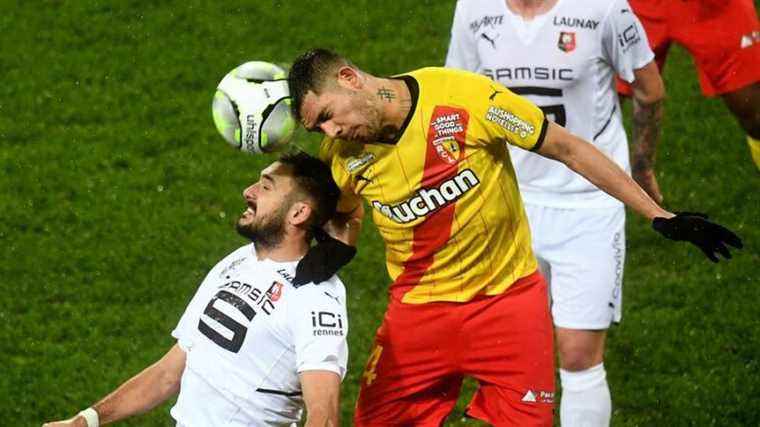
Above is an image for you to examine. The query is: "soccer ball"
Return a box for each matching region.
[212,61,296,154]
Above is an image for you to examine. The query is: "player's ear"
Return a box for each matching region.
[336,66,362,90]
[288,201,314,227]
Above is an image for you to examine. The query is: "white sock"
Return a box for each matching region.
[559,363,611,427]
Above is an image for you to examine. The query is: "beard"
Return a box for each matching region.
[349,91,386,143]
[236,203,289,250]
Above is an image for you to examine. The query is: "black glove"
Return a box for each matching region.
[652,212,743,262]
[293,227,357,287]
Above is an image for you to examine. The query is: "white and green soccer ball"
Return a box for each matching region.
[212,61,296,154]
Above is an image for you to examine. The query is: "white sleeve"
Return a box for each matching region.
[445,0,480,71]
[172,283,207,351]
[601,0,655,83]
[288,281,349,379]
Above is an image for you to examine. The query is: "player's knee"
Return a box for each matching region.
[746,121,760,140]
[558,345,599,371]
[724,83,760,139]
[737,110,760,139]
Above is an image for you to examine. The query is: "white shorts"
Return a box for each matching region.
[524,204,625,330]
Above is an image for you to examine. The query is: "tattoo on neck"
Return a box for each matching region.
[377,87,396,103]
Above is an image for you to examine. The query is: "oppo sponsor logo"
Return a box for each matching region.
[371,169,480,223]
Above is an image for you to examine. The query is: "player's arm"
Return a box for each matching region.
[630,60,665,203]
[602,0,665,202]
[536,122,742,261]
[300,370,342,427]
[445,0,479,70]
[43,344,186,427]
[538,121,667,219]
[290,283,348,426]
[294,199,362,287]
[294,141,363,286]
[324,202,363,247]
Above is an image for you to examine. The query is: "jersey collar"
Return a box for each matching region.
[384,74,419,145]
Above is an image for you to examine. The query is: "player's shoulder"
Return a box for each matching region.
[454,0,504,15]
[405,66,479,80]
[588,0,631,22]
[211,243,255,273]
[554,0,622,23]
[405,67,492,94]
[287,276,347,308]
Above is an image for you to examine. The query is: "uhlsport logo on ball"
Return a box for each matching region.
[212,61,296,154]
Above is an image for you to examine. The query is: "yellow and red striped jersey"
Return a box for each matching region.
[320,67,547,304]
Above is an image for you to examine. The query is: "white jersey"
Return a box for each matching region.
[170,244,348,427]
[446,0,654,208]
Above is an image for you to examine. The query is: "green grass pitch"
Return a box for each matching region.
[1,1,758,425]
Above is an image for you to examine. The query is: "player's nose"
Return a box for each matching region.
[320,122,342,139]
[243,183,257,201]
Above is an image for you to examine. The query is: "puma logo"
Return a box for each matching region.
[489,87,503,101]
[480,32,497,49]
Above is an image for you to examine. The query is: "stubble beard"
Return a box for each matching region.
[354,92,387,143]
[236,204,288,251]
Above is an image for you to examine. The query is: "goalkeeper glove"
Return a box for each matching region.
[293,227,356,287]
[652,212,743,262]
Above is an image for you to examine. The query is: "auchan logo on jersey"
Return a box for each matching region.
[371,169,480,223]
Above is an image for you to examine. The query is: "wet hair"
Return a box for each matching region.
[288,48,352,122]
[278,151,340,228]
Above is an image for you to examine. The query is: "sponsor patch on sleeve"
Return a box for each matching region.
[485,106,536,139]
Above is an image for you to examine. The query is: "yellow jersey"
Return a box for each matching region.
[320,67,547,304]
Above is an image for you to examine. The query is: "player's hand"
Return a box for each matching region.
[293,227,356,286]
[652,212,743,262]
[43,415,87,427]
[323,214,361,247]
[633,166,663,204]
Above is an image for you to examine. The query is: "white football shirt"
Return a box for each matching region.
[169,244,348,427]
[446,0,654,208]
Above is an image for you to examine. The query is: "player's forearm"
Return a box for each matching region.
[539,123,670,220]
[92,346,185,424]
[327,204,363,247]
[300,371,341,427]
[304,407,339,427]
[631,96,663,173]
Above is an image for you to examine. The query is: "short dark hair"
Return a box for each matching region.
[288,48,351,122]
[279,151,340,228]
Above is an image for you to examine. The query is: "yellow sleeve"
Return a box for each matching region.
[318,137,363,214]
[456,71,548,151]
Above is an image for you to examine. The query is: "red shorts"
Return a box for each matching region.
[618,0,760,96]
[354,271,555,427]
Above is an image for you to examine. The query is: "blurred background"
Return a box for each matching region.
[1,1,758,425]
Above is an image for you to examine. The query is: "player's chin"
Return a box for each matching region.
[235,219,257,240]
[237,214,255,230]
[352,129,374,144]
